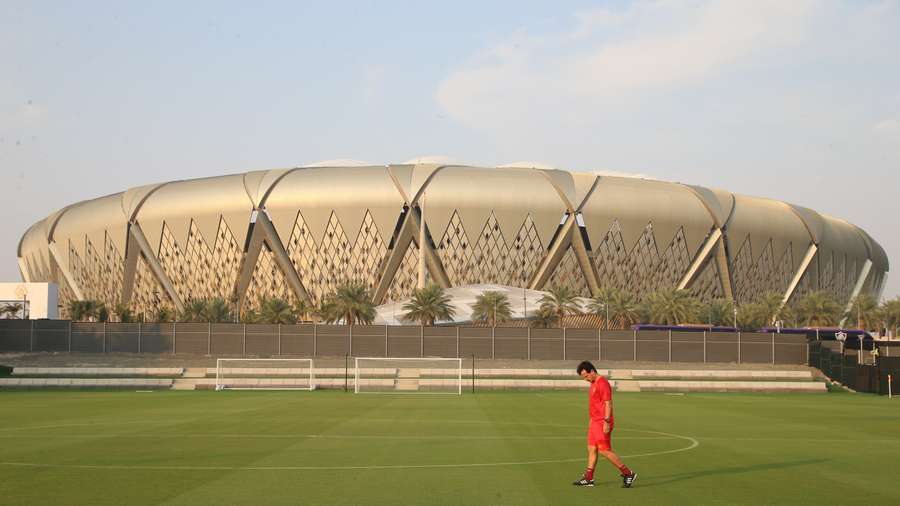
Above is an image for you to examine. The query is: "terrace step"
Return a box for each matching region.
[614,380,641,392]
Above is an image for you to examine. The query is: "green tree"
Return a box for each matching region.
[699,299,734,326]
[67,300,103,322]
[152,306,174,323]
[470,291,512,327]
[321,283,377,325]
[878,297,900,335]
[401,283,455,326]
[847,294,879,330]
[259,298,297,324]
[531,306,558,328]
[587,287,618,328]
[179,299,208,322]
[587,287,645,329]
[241,308,261,324]
[642,288,700,325]
[293,299,317,323]
[201,298,232,323]
[794,291,841,327]
[537,285,582,327]
[0,303,23,319]
[112,303,134,323]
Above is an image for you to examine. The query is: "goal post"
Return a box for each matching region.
[354,357,463,394]
[215,358,315,391]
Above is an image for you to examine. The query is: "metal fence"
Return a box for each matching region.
[809,340,900,394]
[0,320,809,364]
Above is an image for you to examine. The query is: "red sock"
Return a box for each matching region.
[618,465,632,476]
[584,468,595,480]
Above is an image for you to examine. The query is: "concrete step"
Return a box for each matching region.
[182,368,207,378]
[614,380,641,392]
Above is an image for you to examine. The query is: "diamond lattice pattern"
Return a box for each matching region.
[436,212,545,288]
[157,218,243,303]
[244,244,297,310]
[286,211,388,305]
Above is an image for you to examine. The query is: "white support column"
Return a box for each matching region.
[780,244,818,312]
[840,259,873,327]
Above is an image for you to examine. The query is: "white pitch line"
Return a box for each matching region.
[0,434,675,441]
[0,430,699,471]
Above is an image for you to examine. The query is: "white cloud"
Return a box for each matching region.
[436,0,815,129]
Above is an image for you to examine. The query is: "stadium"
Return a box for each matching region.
[16,163,889,319]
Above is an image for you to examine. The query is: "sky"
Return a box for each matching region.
[1,0,899,299]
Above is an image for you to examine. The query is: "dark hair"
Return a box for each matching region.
[576,361,596,375]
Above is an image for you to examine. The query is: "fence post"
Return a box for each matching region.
[737,332,741,364]
[772,333,776,365]
[597,328,601,361]
[172,322,177,355]
[208,322,211,356]
[350,325,354,357]
[137,322,142,353]
[703,331,707,363]
[456,326,460,358]
[385,325,389,357]
[29,318,34,352]
[563,327,567,360]
[633,330,637,361]
[313,323,317,357]
[420,325,424,358]
[668,330,672,363]
[806,341,810,365]
[242,323,246,356]
[103,321,107,353]
[492,326,495,359]
[68,320,72,352]
[528,326,532,360]
[277,324,281,356]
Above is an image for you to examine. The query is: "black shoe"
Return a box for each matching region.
[622,472,637,488]
[572,477,595,487]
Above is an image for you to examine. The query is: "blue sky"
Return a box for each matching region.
[2,0,899,298]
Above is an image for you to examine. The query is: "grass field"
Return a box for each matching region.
[1,389,898,505]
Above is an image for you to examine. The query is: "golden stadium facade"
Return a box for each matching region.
[16,164,889,318]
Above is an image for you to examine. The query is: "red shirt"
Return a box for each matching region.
[589,376,614,424]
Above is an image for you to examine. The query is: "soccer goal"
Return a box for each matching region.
[354,357,463,394]
[215,358,315,391]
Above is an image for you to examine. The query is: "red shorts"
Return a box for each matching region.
[587,421,613,450]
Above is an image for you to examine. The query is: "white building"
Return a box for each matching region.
[0,282,59,319]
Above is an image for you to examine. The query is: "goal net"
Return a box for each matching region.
[354,357,463,394]
[215,358,315,391]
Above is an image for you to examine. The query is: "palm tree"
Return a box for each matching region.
[877,297,900,335]
[848,294,879,330]
[531,306,558,328]
[179,299,207,322]
[152,306,174,323]
[0,303,23,319]
[587,287,618,329]
[67,300,103,322]
[795,291,841,327]
[293,299,316,323]
[321,283,376,325]
[112,303,134,323]
[470,291,512,327]
[537,285,582,327]
[401,283,455,326]
[700,299,734,326]
[642,288,700,325]
[241,308,261,324]
[259,297,297,324]
[201,298,232,323]
[754,292,791,326]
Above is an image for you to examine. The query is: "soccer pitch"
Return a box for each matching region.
[1,390,897,505]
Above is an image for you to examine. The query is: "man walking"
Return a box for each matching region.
[573,361,637,488]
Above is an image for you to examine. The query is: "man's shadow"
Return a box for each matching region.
[636,458,828,488]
